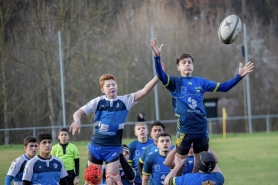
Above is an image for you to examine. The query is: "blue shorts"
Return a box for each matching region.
[176,131,209,155]
[87,143,123,163]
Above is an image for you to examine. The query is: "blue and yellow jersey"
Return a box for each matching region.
[170,172,224,185]
[154,56,242,134]
[142,152,171,185]
[81,94,137,146]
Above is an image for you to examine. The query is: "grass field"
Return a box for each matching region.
[1,132,278,185]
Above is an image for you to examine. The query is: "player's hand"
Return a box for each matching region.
[69,120,81,135]
[239,61,254,77]
[174,154,186,167]
[73,176,79,185]
[150,38,164,57]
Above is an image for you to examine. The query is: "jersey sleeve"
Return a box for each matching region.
[118,93,137,110]
[139,147,148,164]
[154,56,176,92]
[142,155,153,176]
[80,96,101,115]
[203,74,242,92]
[128,142,135,165]
[22,161,34,182]
[60,161,68,179]
[6,158,21,177]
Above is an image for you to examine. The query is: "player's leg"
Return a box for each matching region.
[103,146,123,185]
[175,132,192,175]
[86,144,104,185]
[192,131,209,173]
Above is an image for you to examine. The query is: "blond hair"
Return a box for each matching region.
[134,122,148,131]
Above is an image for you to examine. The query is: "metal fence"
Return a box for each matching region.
[1,114,278,145]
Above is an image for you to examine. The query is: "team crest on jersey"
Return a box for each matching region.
[188,97,197,109]
[53,163,58,169]
[181,86,187,94]
[135,150,140,157]
[188,82,192,85]
[154,164,160,172]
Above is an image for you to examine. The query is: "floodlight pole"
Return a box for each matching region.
[58,31,66,127]
[243,23,252,134]
[151,27,160,121]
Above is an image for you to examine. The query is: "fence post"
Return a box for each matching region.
[208,120,212,137]
[266,115,270,134]
[33,128,36,137]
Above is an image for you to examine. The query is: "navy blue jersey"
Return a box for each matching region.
[5,154,30,185]
[22,155,67,184]
[142,152,171,185]
[154,56,242,134]
[81,94,137,146]
[128,139,154,184]
[170,172,224,185]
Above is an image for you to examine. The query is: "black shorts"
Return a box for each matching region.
[66,170,76,185]
[175,131,209,155]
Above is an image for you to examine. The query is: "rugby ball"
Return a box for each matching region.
[218,15,242,44]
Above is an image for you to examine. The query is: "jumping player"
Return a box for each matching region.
[70,74,159,185]
[150,38,254,172]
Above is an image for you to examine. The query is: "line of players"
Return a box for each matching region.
[4,121,222,185]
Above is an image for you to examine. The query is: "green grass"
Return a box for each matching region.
[1,132,278,185]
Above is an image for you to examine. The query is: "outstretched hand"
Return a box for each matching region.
[150,38,164,57]
[239,61,254,77]
[69,120,81,135]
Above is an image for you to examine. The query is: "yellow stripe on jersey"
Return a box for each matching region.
[213,82,220,92]
[164,75,171,87]
[139,158,144,164]
[142,171,150,176]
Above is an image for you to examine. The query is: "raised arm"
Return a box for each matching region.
[69,109,86,135]
[150,38,168,85]
[134,75,159,102]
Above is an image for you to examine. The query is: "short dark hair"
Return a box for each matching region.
[156,132,171,141]
[58,128,69,135]
[23,136,37,146]
[37,132,52,144]
[150,121,165,131]
[176,53,194,65]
